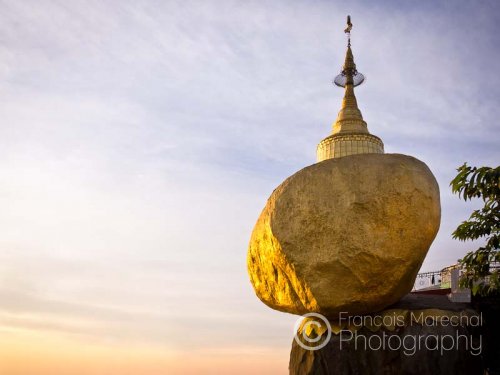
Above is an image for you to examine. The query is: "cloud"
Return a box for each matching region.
[0,0,498,359]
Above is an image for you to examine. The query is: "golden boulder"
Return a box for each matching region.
[247,153,441,318]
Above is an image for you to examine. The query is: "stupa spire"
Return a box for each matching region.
[316,15,384,161]
[332,35,367,135]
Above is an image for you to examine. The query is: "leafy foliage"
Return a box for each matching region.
[451,163,500,295]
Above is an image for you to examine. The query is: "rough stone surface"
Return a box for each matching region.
[471,295,500,374]
[289,295,484,375]
[247,153,440,317]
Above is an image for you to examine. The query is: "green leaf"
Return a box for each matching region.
[451,163,500,296]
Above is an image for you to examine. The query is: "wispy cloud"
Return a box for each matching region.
[0,1,498,370]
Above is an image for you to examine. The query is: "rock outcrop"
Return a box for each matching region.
[289,294,484,375]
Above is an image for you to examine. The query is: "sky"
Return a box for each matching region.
[0,0,499,374]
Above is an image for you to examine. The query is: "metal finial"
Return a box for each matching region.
[333,15,364,88]
[344,15,352,47]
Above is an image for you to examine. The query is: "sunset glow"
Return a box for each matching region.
[0,0,499,373]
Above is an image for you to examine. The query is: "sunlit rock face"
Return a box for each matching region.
[247,153,441,317]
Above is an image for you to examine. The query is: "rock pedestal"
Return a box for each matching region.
[289,295,485,375]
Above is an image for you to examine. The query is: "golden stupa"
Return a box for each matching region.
[317,17,383,161]
[247,16,441,318]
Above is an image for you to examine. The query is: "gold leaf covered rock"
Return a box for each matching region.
[247,153,441,317]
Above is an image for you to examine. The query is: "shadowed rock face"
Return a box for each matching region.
[289,317,483,375]
[289,295,485,375]
[247,153,441,317]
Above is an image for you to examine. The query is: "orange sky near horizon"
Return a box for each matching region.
[0,330,288,375]
[1,1,499,374]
